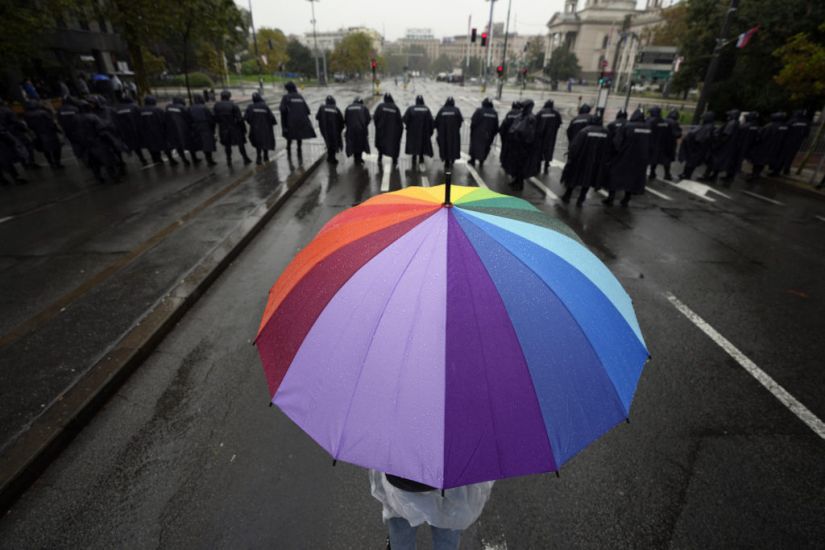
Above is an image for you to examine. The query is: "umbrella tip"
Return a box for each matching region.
[626,417,631,424]
[332,459,337,467]
[268,402,273,407]
[555,471,560,479]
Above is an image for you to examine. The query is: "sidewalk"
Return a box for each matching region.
[0,142,326,510]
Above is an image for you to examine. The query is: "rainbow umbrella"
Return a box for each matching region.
[256,183,648,489]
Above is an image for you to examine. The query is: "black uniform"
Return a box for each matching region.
[536,99,561,173]
[23,101,63,168]
[606,109,651,206]
[139,95,175,164]
[246,92,278,164]
[189,95,217,165]
[165,97,193,165]
[561,115,609,205]
[703,109,741,182]
[374,93,403,165]
[749,112,788,178]
[112,97,147,164]
[739,111,760,178]
[1,103,35,166]
[779,111,810,175]
[647,106,674,180]
[57,100,84,160]
[279,81,316,156]
[661,110,682,180]
[566,104,592,150]
[402,95,434,162]
[0,118,27,184]
[344,97,371,165]
[213,90,251,165]
[77,101,125,182]
[316,95,344,164]
[498,102,521,171]
[678,112,715,180]
[503,99,540,190]
[434,97,463,167]
[468,98,498,166]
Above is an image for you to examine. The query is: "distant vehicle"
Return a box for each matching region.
[333,73,348,83]
[436,72,449,82]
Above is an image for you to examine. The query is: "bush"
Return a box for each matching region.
[151,72,214,88]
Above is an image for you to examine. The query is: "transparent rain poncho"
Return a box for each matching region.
[369,469,494,531]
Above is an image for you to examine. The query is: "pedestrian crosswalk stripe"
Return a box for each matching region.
[742,190,785,206]
[420,175,429,187]
[528,177,558,201]
[380,162,391,192]
[815,215,825,223]
[597,189,609,197]
[666,292,825,441]
[460,153,488,188]
[645,187,673,201]
[663,179,716,202]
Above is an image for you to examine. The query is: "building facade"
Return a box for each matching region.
[545,0,669,81]
[300,27,383,54]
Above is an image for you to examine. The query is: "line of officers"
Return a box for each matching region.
[0,82,324,185]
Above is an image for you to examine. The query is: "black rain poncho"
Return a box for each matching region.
[112,98,142,152]
[749,112,787,171]
[402,96,434,157]
[344,98,371,158]
[468,98,498,163]
[498,102,521,171]
[709,110,741,174]
[316,96,344,152]
[566,104,592,149]
[245,94,278,151]
[608,109,651,193]
[138,96,168,152]
[213,95,247,146]
[189,96,216,153]
[374,94,403,158]
[503,99,540,179]
[279,82,316,140]
[561,115,609,189]
[434,97,463,163]
[165,98,192,150]
[678,112,715,168]
[535,99,562,162]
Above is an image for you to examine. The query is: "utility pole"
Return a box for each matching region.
[497,0,511,100]
[248,0,262,86]
[693,0,739,123]
[307,0,325,86]
[483,0,497,88]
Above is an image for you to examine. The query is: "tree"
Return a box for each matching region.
[773,22,825,106]
[431,54,453,74]
[0,0,78,67]
[467,56,483,76]
[330,32,376,76]
[286,39,315,76]
[255,27,289,74]
[543,50,581,83]
[525,36,546,71]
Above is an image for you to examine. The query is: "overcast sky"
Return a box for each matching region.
[240,0,574,41]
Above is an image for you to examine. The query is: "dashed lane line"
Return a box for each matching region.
[0,216,15,225]
[816,215,825,223]
[663,179,716,202]
[380,162,391,192]
[741,190,785,206]
[666,292,825,440]
[420,175,429,187]
[597,189,609,198]
[460,153,489,188]
[528,177,559,201]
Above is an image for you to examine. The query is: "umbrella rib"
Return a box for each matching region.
[455,209,630,420]
[331,223,439,464]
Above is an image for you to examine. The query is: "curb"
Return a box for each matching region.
[0,154,325,514]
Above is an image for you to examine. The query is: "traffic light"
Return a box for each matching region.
[471,28,477,43]
[481,32,488,47]
[496,65,504,78]
[268,38,273,50]
[370,58,377,70]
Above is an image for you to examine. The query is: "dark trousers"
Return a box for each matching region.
[562,186,589,204]
[287,139,302,155]
[43,146,63,168]
[605,190,632,205]
[224,144,250,163]
[649,163,672,179]
[256,148,271,163]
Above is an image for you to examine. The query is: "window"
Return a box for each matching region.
[602,35,609,49]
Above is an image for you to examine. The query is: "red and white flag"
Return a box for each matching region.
[736,26,759,48]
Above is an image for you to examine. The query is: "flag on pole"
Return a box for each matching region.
[736,26,759,48]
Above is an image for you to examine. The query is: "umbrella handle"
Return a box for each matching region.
[444,170,452,207]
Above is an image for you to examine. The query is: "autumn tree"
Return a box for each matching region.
[330,32,379,76]
[254,28,289,74]
[525,36,546,71]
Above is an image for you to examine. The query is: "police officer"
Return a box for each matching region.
[245,92,278,165]
[344,97,371,166]
[468,98,498,167]
[536,99,561,174]
[279,81,316,159]
[435,97,463,168]
[213,90,252,165]
[316,95,344,164]
[189,95,218,166]
[402,95,434,165]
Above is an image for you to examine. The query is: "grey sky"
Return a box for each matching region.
[240,0,570,41]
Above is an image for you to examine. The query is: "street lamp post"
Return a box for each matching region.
[307,0,326,86]
[497,0,511,100]
[693,0,739,123]
[248,0,262,89]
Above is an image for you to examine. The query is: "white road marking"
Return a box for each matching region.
[706,187,733,199]
[664,179,716,202]
[141,162,160,170]
[460,153,489,188]
[597,189,609,197]
[420,175,429,187]
[645,187,673,201]
[816,215,825,223]
[528,177,559,201]
[380,162,391,192]
[550,159,566,169]
[0,215,15,224]
[666,292,825,440]
[742,190,785,206]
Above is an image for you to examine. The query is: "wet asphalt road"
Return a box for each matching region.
[1,81,824,549]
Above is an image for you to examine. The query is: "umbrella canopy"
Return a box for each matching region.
[256,185,649,489]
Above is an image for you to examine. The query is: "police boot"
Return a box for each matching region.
[544,161,549,174]
[602,190,615,206]
[620,192,632,207]
[206,153,217,166]
[191,153,201,164]
[663,169,673,182]
[240,146,252,165]
[256,150,263,165]
[576,187,588,206]
[561,187,573,204]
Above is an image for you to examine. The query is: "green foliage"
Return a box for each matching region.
[330,32,378,75]
[431,54,454,74]
[773,22,825,105]
[0,0,77,66]
[525,36,546,71]
[543,50,581,82]
[286,39,315,76]
[662,0,825,113]
[241,59,261,75]
[255,28,289,73]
